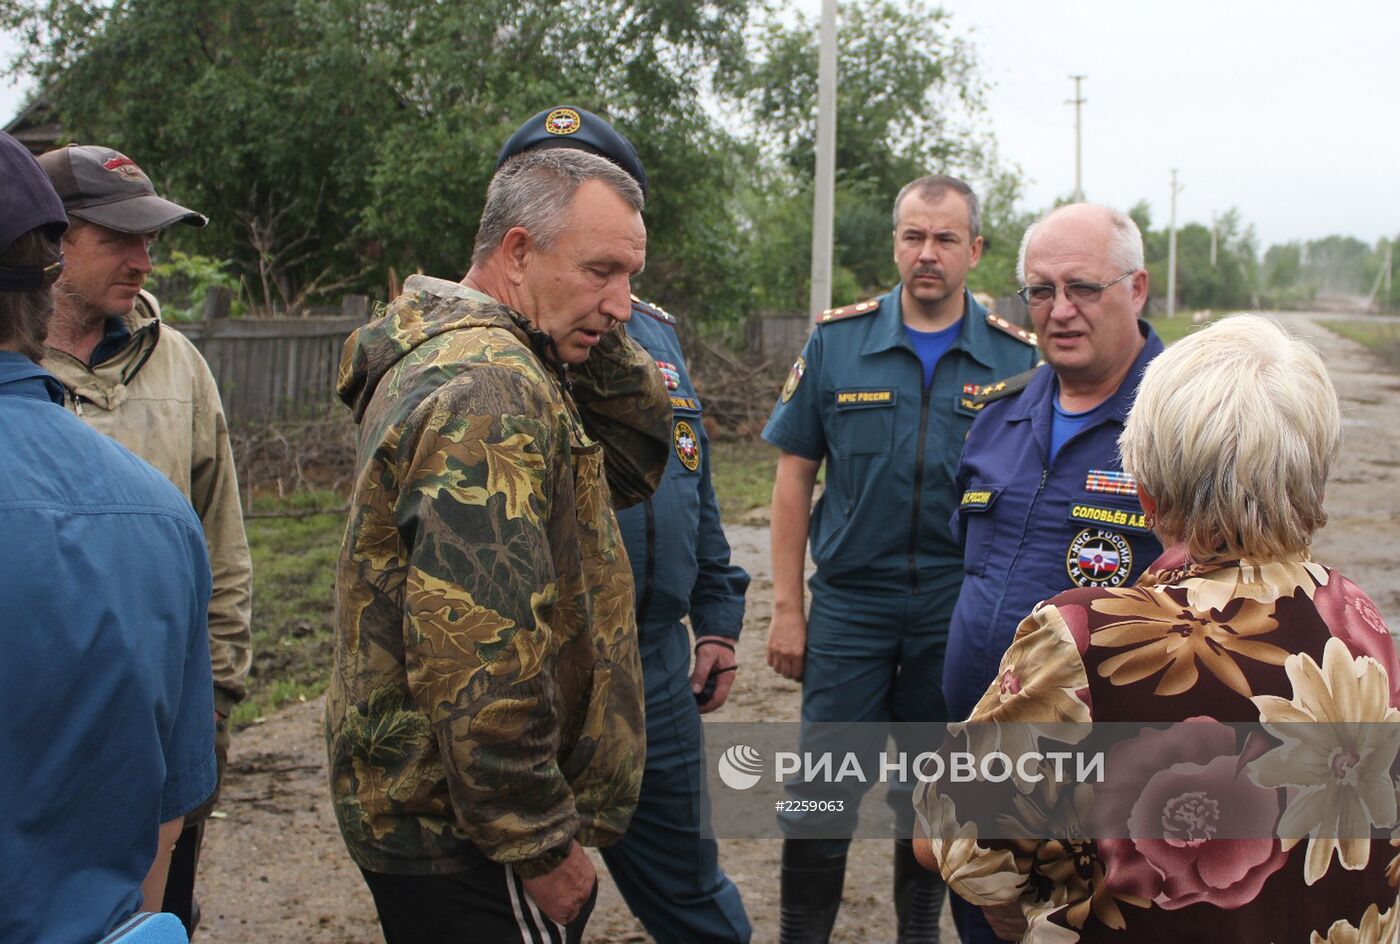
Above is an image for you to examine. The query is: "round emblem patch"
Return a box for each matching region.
[1066,528,1133,587]
[780,355,806,403]
[673,420,701,472]
[545,108,581,136]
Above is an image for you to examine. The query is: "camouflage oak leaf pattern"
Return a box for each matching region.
[326,276,669,878]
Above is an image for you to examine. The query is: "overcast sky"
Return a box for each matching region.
[5,1,1396,249]
[795,0,1399,249]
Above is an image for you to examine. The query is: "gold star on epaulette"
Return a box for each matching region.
[819,299,881,323]
[631,294,677,325]
[985,311,1037,346]
[971,366,1042,405]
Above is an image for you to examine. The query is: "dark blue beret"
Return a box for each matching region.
[495,106,648,198]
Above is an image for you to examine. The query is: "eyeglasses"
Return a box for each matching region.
[1017,270,1134,308]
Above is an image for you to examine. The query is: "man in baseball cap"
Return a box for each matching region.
[39,144,207,232]
[499,106,754,944]
[0,130,217,944]
[38,143,251,939]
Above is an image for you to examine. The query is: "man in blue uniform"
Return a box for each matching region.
[763,175,1040,943]
[497,106,753,944]
[939,203,1164,942]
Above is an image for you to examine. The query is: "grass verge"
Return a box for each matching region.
[232,489,344,728]
[1321,320,1400,370]
[710,436,779,519]
[232,442,782,728]
[1146,314,1209,346]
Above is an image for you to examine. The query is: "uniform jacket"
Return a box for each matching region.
[763,288,1040,594]
[41,291,251,716]
[326,275,671,878]
[916,547,1400,943]
[943,322,1164,720]
[616,298,749,640]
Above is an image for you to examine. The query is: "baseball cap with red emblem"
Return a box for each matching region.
[37,144,208,233]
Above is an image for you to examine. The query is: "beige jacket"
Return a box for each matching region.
[42,291,252,716]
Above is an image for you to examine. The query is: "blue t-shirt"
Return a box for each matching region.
[904,319,963,389]
[0,351,216,944]
[1050,388,1118,461]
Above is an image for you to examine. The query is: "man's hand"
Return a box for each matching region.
[981,901,1028,941]
[692,636,738,713]
[522,841,596,926]
[767,606,807,681]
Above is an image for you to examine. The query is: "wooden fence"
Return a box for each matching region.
[170,293,371,424]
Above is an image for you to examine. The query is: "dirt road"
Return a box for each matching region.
[197,312,1400,943]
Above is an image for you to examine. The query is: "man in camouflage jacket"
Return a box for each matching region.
[327,148,670,943]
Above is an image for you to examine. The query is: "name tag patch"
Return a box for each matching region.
[1085,469,1137,496]
[1068,502,1151,534]
[959,486,1000,511]
[834,389,896,409]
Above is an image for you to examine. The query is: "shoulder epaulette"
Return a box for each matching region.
[817,298,880,324]
[630,294,676,326]
[985,311,1037,346]
[970,366,1041,405]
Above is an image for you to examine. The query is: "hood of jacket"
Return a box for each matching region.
[336,274,561,423]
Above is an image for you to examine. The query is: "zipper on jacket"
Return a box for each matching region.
[634,499,657,629]
[905,383,934,592]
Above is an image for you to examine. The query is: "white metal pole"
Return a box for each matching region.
[809,0,838,323]
[1167,169,1182,319]
[1067,75,1086,202]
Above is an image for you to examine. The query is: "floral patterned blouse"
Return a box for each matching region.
[914,546,1400,943]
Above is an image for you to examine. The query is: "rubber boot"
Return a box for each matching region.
[779,838,847,944]
[894,838,945,943]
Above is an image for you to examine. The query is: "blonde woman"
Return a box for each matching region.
[914,315,1400,942]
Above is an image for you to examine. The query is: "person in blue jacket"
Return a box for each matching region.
[497,106,753,944]
[938,203,1164,943]
[0,130,216,944]
[762,175,1040,943]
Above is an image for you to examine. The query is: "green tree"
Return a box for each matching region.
[720,0,1019,307]
[3,0,754,320]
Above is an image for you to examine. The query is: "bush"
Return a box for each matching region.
[147,250,243,321]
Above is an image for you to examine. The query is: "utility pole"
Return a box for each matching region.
[1167,169,1184,318]
[1365,240,1394,311]
[1067,75,1087,202]
[1210,212,1218,267]
[1387,241,1395,309]
[808,0,838,323]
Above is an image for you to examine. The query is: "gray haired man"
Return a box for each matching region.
[327,148,671,944]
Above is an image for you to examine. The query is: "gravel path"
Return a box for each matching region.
[197,311,1400,943]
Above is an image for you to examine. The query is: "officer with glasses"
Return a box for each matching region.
[932,203,1164,941]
